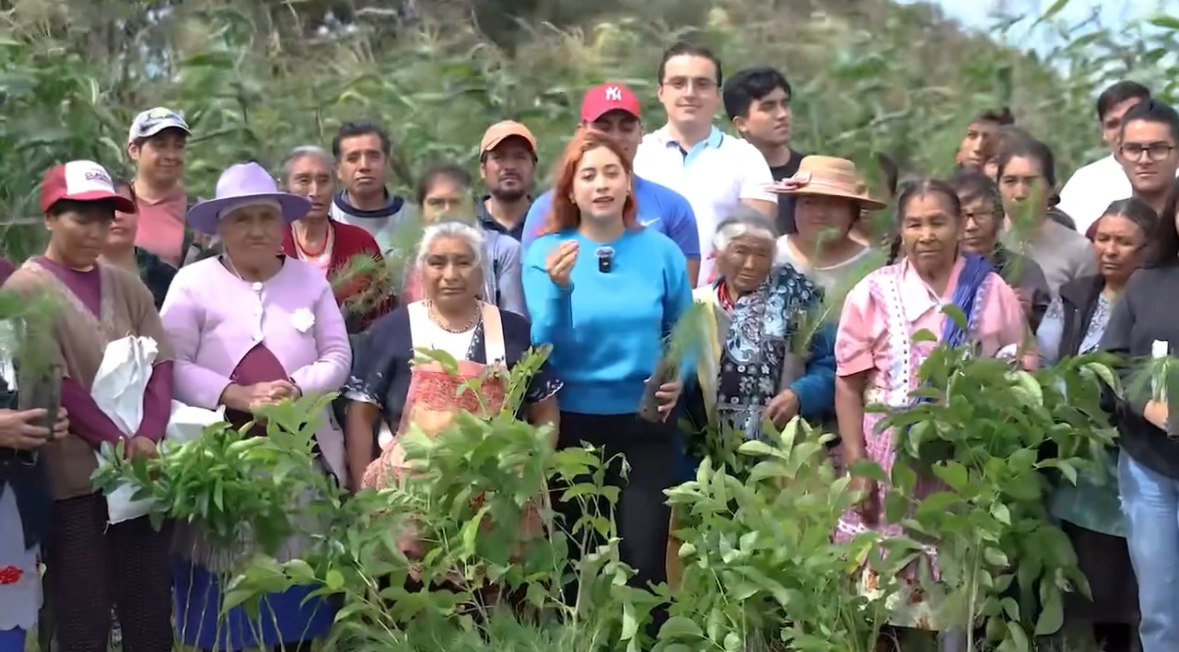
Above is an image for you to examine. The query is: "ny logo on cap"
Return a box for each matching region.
[605,86,622,101]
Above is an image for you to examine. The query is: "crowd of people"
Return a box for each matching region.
[0,40,1177,652]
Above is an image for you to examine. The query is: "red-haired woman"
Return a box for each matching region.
[522,131,692,614]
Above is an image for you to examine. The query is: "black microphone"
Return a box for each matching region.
[596,246,614,273]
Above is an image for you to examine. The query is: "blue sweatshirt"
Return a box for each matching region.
[523,228,693,415]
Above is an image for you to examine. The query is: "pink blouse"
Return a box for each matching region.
[835,257,1035,391]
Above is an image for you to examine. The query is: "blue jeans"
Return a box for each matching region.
[1118,451,1179,652]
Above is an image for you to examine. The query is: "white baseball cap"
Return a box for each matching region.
[128,107,191,144]
[40,160,136,214]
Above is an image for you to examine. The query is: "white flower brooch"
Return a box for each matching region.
[291,307,316,334]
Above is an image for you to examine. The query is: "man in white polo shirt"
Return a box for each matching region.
[1057,80,1153,238]
[633,42,777,284]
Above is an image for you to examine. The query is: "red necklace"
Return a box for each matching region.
[295,224,331,258]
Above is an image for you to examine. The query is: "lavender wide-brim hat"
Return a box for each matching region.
[187,161,312,235]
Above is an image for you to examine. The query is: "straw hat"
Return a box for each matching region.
[770,156,885,210]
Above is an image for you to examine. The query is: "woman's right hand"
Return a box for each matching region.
[0,408,52,450]
[545,241,579,287]
[849,475,879,525]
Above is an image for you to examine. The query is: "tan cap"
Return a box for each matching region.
[480,121,537,155]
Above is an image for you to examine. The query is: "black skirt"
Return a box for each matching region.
[1061,521,1139,624]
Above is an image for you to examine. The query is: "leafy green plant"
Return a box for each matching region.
[865,316,1118,652]
[92,391,340,556]
[90,346,659,650]
[663,417,897,652]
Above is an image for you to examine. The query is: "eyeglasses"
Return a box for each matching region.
[661,76,717,93]
[961,206,1004,224]
[1119,142,1175,162]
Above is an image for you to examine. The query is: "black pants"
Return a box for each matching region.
[43,493,173,652]
[553,412,675,628]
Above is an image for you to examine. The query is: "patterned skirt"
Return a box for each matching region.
[0,485,41,636]
[834,413,946,631]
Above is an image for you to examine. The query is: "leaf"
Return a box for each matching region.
[931,460,969,493]
[1006,621,1031,652]
[1148,15,1179,31]
[1040,459,1078,485]
[325,569,344,591]
[658,615,704,640]
[621,601,640,640]
[990,502,1011,526]
[1035,0,1072,26]
[736,439,782,459]
[1034,585,1064,635]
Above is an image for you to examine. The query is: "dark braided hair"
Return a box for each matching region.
[885,178,963,265]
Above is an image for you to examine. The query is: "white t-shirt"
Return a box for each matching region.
[1056,155,1131,237]
[633,126,775,283]
[417,319,477,360]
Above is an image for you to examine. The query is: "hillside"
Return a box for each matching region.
[0,0,1159,256]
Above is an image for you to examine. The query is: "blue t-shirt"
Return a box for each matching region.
[521,177,701,260]
[523,228,693,415]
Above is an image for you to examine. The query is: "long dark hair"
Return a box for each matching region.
[886,178,962,264]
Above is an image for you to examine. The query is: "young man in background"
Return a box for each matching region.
[634,42,776,285]
[724,67,806,235]
[127,107,199,268]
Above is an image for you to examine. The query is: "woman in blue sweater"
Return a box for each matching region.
[523,130,691,604]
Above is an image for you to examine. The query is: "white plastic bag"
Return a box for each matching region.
[91,336,158,524]
[91,338,229,524]
[164,400,224,449]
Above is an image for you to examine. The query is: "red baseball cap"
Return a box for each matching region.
[40,160,137,214]
[581,83,641,123]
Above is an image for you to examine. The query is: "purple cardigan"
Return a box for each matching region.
[159,256,352,477]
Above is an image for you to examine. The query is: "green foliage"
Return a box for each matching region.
[664,418,896,652]
[877,320,1118,651]
[96,347,660,649]
[91,391,339,554]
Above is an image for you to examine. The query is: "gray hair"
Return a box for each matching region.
[279,145,334,184]
[712,208,779,253]
[416,220,486,269]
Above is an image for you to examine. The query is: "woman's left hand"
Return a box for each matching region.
[765,389,800,427]
[655,379,682,421]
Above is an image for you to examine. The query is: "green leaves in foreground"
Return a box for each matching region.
[879,335,1116,650]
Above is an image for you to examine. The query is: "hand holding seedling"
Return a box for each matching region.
[0,408,52,449]
[654,378,682,421]
[124,436,158,460]
[765,389,800,427]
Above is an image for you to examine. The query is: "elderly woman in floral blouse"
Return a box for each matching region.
[669,209,836,588]
[161,162,351,652]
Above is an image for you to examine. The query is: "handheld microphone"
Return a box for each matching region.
[596,246,615,273]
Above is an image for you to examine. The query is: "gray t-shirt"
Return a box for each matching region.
[1005,219,1096,294]
[774,236,878,294]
